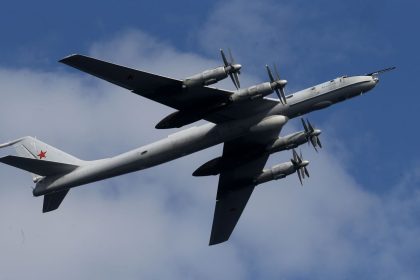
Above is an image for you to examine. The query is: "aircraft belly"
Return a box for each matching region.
[36,115,288,194]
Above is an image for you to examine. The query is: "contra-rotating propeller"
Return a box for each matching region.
[266,64,288,105]
[220,48,242,90]
[301,118,322,152]
[291,149,310,186]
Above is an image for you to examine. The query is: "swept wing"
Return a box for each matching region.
[209,124,283,245]
[60,54,278,124]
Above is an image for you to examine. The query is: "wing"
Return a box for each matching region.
[60,54,231,110]
[209,125,283,245]
[60,54,278,124]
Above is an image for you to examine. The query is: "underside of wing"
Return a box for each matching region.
[209,125,284,245]
[210,185,255,245]
[60,54,231,111]
[0,156,78,176]
[60,54,279,125]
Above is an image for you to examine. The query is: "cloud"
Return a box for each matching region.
[197,0,383,86]
[0,27,419,280]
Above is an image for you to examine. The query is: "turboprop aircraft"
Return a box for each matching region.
[0,49,394,245]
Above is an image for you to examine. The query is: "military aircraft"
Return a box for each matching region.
[0,49,394,245]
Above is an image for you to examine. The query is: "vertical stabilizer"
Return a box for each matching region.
[10,137,81,164]
[1,136,83,180]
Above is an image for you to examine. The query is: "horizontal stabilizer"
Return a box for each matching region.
[43,189,69,212]
[0,156,78,176]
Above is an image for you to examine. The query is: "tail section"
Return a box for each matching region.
[0,136,82,179]
[0,136,83,213]
[7,136,81,164]
[0,156,78,176]
[43,189,70,213]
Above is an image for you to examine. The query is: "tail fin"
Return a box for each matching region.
[6,136,81,164]
[0,136,82,179]
[0,137,82,213]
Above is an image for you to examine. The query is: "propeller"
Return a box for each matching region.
[301,118,322,152]
[290,149,310,186]
[266,64,288,104]
[220,48,242,89]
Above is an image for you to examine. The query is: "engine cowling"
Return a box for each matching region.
[254,162,295,185]
[228,82,273,102]
[183,67,228,88]
[266,132,307,153]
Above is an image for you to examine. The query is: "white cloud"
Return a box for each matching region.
[197,0,381,86]
[0,25,418,280]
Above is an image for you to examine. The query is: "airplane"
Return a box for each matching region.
[0,49,395,245]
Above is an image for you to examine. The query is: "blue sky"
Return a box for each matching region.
[0,0,419,279]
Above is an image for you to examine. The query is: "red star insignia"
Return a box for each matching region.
[38,150,47,159]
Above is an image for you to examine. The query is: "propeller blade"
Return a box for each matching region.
[274,64,281,80]
[280,88,287,104]
[316,136,322,148]
[266,65,275,83]
[311,138,319,152]
[297,168,303,185]
[306,118,315,132]
[275,64,287,104]
[233,72,240,88]
[292,149,299,163]
[229,73,239,90]
[299,149,303,163]
[304,166,310,178]
[301,167,305,179]
[220,49,229,67]
[221,48,241,89]
[274,89,283,103]
[301,118,309,133]
[310,136,317,149]
[228,48,235,64]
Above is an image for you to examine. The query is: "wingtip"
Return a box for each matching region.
[208,235,229,246]
[209,240,220,246]
[58,54,82,64]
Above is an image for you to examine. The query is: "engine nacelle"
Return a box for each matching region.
[183,67,227,88]
[254,162,295,185]
[266,131,307,154]
[250,115,288,134]
[229,82,273,102]
[193,157,222,176]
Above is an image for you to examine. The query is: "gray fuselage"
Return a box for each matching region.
[33,75,377,196]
